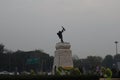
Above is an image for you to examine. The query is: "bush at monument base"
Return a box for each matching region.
[100,67,113,80]
[56,66,81,75]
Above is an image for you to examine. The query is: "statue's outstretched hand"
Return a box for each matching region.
[62,26,65,31]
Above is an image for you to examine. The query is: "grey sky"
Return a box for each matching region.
[0,0,120,58]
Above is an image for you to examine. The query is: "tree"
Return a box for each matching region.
[0,44,4,54]
[72,55,79,60]
[0,44,54,72]
[73,55,103,74]
[102,55,113,68]
[114,54,120,63]
[87,56,103,68]
[72,55,81,68]
[84,56,103,74]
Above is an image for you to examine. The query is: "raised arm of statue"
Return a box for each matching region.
[57,26,66,43]
[61,26,66,32]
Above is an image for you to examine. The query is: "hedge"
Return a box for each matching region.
[0,75,99,80]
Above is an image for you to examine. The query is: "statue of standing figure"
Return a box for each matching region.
[57,26,66,43]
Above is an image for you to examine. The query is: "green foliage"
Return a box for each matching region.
[114,54,120,63]
[0,46,54,72]
[0,44,4,54]
[103,68,112,80]
[73,55,103,74]
[0,43,119,77]
[56,67,81,76]
[87,56,103,68]
[105,68,112,78]
[0,75,100,80]
[70,68,81,75]
[58,66,63,72]
[102,55,113,68]
[56,69,61,75]
[101,67,106,75]
[101,67,112,79]
[30,69,36,75]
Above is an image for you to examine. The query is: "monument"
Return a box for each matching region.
[53,27,73,74]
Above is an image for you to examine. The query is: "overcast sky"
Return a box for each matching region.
[0,0,120,58]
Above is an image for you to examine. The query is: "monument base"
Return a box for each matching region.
[53,42,73,73]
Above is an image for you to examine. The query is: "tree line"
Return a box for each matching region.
[0,44,54,73]
[73,54,120,75]
[0,43,120,75]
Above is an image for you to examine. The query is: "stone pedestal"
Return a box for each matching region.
[53,42,73,71]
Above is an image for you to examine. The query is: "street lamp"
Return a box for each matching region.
[115,41,118,55]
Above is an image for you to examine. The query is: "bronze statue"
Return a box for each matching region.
[57,26,66,43]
